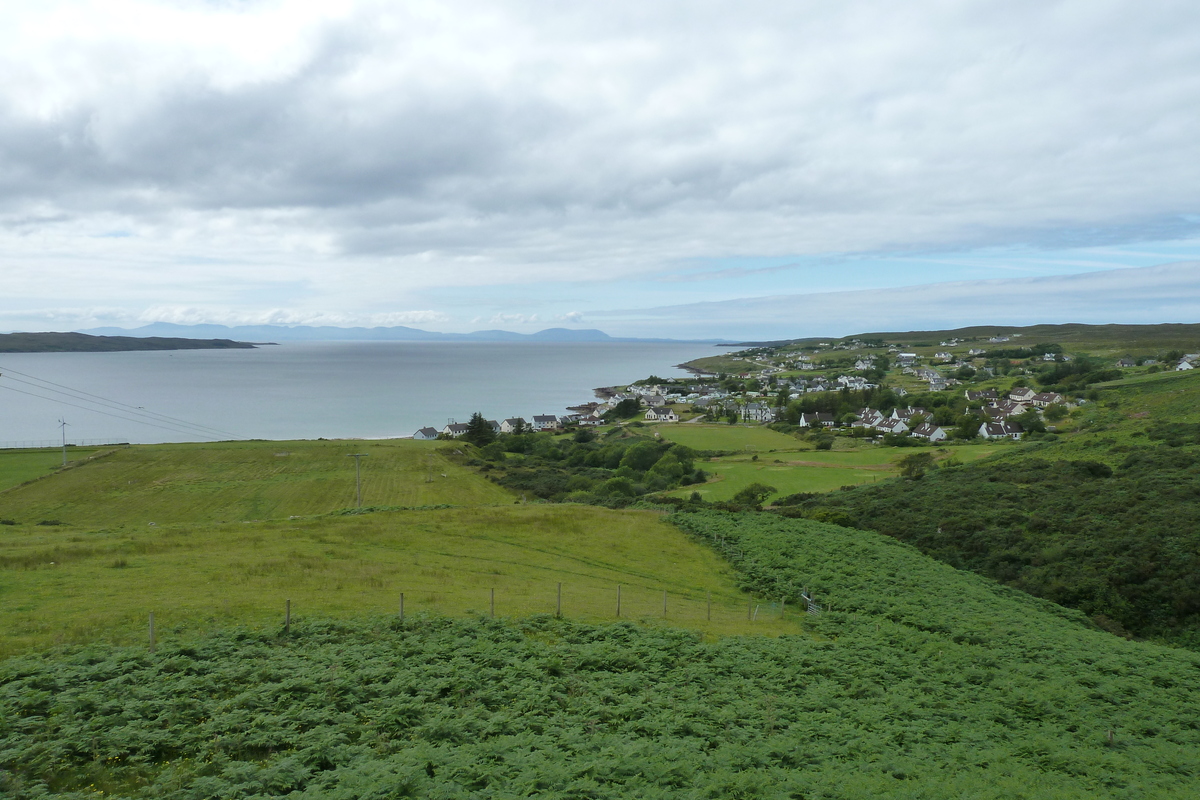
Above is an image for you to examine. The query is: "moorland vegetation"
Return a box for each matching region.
[3,322,1200,798]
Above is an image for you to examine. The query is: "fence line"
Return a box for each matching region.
[0,439,129,450]
[135,583,810,650]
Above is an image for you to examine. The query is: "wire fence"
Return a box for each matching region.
[0,439,129,450]
[127,584,810,653]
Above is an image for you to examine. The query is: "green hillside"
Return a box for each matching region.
[735,322,1200,357]
[783,369,1200,646]
[0,439,513,526]
[3,513,1198,798]
[0,503,797,657]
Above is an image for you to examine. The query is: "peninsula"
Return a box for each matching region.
[0,331,263,353]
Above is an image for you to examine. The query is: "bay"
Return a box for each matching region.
[0,341,720,446]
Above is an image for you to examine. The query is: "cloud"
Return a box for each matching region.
[596,262,1200,340]
[2,1,1200,326]
[473,313,541,326]
[555,311,584,323]
[136,306,449,327]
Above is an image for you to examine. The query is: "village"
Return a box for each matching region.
[412,337,1200,444]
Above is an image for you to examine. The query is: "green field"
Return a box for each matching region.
[0,448,103,493]
[6,511,1200,799]
[666,444,1002,501]
[0,439,513,527]
[651,423,806,452]
[0,504,800,657]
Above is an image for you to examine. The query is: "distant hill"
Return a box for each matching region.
[0,331,258,353]
[78,322,731,344]
[734,322,1200,353]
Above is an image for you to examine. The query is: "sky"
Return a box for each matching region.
[2,0,1199,340]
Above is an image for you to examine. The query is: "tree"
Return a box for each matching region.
[1013,409,1046,434]
[603,398,642,421]
[954,413,981,440]
[732,482,776,508]
[897,451,935,480]
[1044,403,1068,422]
[464,412,497,447]
[619,441,662,473]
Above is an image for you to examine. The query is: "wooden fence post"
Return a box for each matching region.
[399,592,405,621]
[662,590,668,618]
[148,612,155,653]
[556,583,562,618]
[616,585,622,618]
[707,592,711,622]
[285,599,291,635]
[490,588,495,618]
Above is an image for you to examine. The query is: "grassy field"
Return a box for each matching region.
[0,447,103,493]
[0,504,801,657]
[0,438,513,526]
[665,443,1002,501]
[651,422,806,452]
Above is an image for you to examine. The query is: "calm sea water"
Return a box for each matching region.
[0,341,719,446]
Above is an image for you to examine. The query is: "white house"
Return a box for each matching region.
[645,407,679,422]
[442,422,471,438]
[531,415,560,431]
[1008,387,1036,403]
[910,422,948,442]
[741,403,776,423]
[500,418,527,434]
[980,421,1023,440]
[413,427,439,440]
[1030,392,1065,408]
[891,407,930,423]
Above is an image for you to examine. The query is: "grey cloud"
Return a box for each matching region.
[597,262,1200,340]
[2,1,1200,281]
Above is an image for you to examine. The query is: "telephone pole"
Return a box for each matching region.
[347,453,368,508]
[59,418,69,466]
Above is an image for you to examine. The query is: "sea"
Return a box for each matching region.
[0,341,721,447]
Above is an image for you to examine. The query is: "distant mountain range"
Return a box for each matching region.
[78,323,731,344]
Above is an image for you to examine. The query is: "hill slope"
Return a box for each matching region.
[0,439,514,526]
[3,512,1198,798]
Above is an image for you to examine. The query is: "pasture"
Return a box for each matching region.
[0,438,513,526]
[650,423,805,452]
[0,447,103,493]
[0,504,802,656]
[666,444,1001,501]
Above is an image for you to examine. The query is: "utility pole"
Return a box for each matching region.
[59,418,69,466]
[347,453,368,508]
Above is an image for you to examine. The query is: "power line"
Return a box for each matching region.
[0,366,245,440]
[0,365,243,439]
[0,383,233,441]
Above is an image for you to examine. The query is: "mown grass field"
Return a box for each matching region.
[0,439,513,527]
[0,448,103,493]
[0,505,802,657]
[651,423,806,452]
[664,443,1002,501]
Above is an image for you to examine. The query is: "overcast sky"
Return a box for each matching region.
[2,0,1199,339]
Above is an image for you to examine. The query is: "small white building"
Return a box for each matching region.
[980,421,1023,440]
[910,423,948,443]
